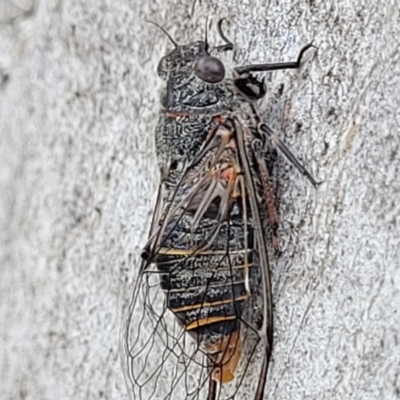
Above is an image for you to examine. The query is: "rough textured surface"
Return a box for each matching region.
[1,1,399,399]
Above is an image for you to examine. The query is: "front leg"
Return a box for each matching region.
[252,138,281,254]
[259,123,320,187]
[234,43,315,75]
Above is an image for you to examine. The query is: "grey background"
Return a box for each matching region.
[1,0,399,399]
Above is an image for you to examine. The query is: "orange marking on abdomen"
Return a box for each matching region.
[208,330,242,383]
[171,295,249,313]
[184,315,237,331]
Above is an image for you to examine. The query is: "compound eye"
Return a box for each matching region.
[194,56,225,83]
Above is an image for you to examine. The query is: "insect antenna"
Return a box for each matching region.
[146,20,179,49]
[204,16,210,52]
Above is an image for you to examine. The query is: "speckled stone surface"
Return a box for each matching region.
[1,1,399,399]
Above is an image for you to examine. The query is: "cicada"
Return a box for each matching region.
[122,20,318,400]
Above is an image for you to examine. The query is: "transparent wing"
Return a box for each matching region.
[121,116,273,400]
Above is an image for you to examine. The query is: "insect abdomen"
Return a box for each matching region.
[157,250,250,327]
[155,215,255,382]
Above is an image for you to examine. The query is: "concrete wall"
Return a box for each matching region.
[1,0,399,399]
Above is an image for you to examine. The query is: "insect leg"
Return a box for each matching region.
[216,19,232,47]
[259,123,320,187]
[213,19,234,52]
[254,149,281,254]
[234,43,315,75]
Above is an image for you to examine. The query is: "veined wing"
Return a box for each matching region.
[121,115,273,400]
